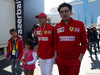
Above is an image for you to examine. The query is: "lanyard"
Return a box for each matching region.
[13,38,17,50]
[22,49,29,59]
[40,25,46,41]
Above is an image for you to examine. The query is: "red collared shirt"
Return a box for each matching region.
[54,18,87,59]
[36,23,54,59]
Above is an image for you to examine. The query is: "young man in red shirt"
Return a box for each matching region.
[6,28,24,75]
[54,3,88,75]
[35,13,54,75]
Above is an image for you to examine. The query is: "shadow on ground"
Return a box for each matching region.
[90,55,100,70]
[0,59,22,75]
[0,59,11,75]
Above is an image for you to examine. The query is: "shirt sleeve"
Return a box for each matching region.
[18,40,24,59]
[80,22,88,54]
[52,27,55,40]
[6,42,10,58]
[27,52,37,65]
[54,25,58,52]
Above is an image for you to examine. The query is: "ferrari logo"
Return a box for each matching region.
[44,31,47,34]
[70,27,74,32]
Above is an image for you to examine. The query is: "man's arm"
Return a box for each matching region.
[54,26,58,59]
[6,42,10,58]
[79,22,88,61]
[17,40,24,60]
[6,42,10,62]
[33,31,38,56]
[78,53,83,62]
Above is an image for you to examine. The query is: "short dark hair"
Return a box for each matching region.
[93,27,96,30]
[9,28,17,34]
[58,2,72,13]
[25,39,34,49]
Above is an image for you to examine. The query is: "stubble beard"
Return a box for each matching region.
[63,17,70,23]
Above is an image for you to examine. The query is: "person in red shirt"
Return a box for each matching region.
[6,28,24,75]
[54,3,88,75]
[35,13,54,75]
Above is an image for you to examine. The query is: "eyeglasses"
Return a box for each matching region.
[60,10,70,14]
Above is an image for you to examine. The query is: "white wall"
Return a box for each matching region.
[0,0,15,44]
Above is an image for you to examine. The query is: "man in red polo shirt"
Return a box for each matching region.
[54,3,88,75]
[35,13,54,75]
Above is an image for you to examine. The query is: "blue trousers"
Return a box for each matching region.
[11,59,21,75]
[89,41,97,55]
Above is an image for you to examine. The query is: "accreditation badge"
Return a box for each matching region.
[12,50,16,55]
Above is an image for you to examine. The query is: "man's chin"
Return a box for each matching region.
[13,36,17,38]
[63,19,70,22]
[63,17,70,21]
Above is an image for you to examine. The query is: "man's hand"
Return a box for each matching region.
[20,59,24,63]
[34,45,38,56]
[7,58,10,62]
[78,53,83,62]
[54,52,57,59]
[23,62,27,65]
[16,58,19,61]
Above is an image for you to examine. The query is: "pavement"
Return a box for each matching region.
[0,50,100,75]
